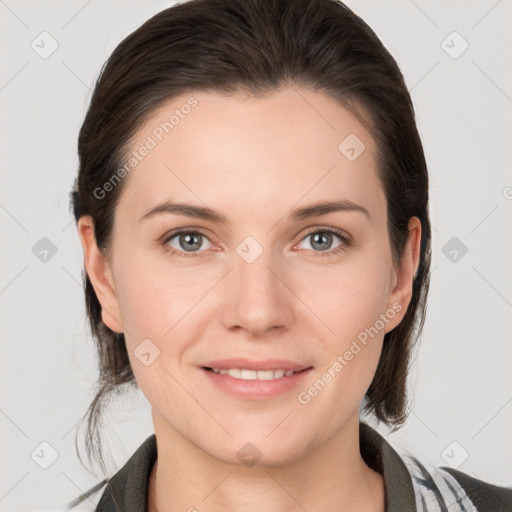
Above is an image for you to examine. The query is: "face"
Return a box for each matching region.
[79,87,420,467]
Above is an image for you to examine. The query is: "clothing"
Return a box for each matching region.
[38,421,512,512]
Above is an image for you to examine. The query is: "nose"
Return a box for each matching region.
[220,243,295,337]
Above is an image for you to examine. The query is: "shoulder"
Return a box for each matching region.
[359,421,511,512]
[403,454,512,512]
[442,466,512,512]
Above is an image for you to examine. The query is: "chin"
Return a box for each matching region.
[201,431,310,469]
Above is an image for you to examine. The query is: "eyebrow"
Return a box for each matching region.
[138,199,371,224]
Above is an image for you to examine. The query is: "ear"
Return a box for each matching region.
[384,216,422,333]
[77,215,124,334]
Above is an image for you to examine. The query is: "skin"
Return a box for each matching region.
[78,87,421,512]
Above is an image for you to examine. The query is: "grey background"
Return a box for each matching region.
[1,0,511,510]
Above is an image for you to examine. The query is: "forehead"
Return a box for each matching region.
[116,87,384,225]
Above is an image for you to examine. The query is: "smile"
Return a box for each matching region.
[201,365,313,400]
[206,368,299,380]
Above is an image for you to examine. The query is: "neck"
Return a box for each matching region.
[147,415,385,512]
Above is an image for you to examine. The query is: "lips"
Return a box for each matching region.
[200,359,313,399]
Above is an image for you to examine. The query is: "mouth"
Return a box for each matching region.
[200,359,313,400]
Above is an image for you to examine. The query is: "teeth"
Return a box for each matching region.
[210,368,297,380]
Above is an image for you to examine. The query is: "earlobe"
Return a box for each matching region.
[77,215,124,334]
[385,217,422,332]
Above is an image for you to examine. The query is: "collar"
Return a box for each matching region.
[95,421,417,512]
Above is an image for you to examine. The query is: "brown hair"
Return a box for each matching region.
[71,0,431,476]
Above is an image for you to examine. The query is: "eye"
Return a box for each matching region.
[163,230,213,258]
[296,227,351,257]
[161,226,351,259]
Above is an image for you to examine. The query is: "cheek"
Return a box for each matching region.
[297,249,392,386]
[299,266,389,412]
[300,255,392,338]
[113,249,214,336]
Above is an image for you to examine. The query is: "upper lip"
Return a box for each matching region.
[202,358,312,372]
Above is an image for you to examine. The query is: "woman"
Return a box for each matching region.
[61,0,511,510]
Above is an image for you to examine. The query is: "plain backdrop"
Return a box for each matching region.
[1,0,511,510]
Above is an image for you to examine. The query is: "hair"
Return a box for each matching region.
[70,0,431,477]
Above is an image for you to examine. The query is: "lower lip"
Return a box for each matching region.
[200,367,313,400]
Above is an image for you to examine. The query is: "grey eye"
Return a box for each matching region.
[300,231,343,252]
[167,232,212,252]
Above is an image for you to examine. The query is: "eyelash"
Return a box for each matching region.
[161,226,351,259]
